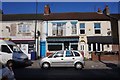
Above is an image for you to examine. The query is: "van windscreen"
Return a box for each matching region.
[8,45,23,53]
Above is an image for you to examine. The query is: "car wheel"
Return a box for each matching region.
[75,62,83,70]
[42,62,50,69]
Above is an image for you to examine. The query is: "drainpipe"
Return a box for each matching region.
[34,0,38,59]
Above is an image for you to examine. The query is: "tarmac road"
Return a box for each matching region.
[14,60,120,80]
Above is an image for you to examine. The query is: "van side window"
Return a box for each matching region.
[1,45,12,53]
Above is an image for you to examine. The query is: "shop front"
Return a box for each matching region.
[47,36,79,51]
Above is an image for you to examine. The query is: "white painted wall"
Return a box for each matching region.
[78,21,111,36]
[2,20,42,40]
[103,44,112,51]
[0,21,2,38]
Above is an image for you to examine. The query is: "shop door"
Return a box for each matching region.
[64,42,69,50]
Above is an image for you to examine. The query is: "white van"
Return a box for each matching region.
[0,40,32,67]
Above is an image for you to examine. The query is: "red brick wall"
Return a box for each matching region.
[92,52,118,61]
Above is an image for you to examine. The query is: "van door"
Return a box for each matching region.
[1,45,12,64]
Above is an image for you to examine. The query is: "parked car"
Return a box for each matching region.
[0,40,33,67]
[40,50,84,69]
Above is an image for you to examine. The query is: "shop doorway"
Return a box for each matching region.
[64,42,69,50]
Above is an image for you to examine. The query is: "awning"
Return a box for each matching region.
[87,36,113,44]
[11,40,35,44]
[47,36,79,42]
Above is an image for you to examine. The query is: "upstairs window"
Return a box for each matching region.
[52,22,66,36]
[94,23,101,34]
[71,22,77,34]
[18,24,30,33]
[80,23,85,34]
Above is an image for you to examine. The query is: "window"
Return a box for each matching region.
[52,23,57,36]
[93,43,96,51]
[48,45,62,51]
[94,23,101,34]
[80,45,84,51]
[71,23,77,34]
[107,44,110,48]
[66,50,74,57]
[80,23,85,34]
[1,45,12,53]
[18,24,30,33]
[73,51,80,56]
[52,22,66,36]
[48,53,55,58]
[71,45,78,50]
[57,23,63,36]
[54,51,64,57]
[88,44,91,51]
[93,43,101,51]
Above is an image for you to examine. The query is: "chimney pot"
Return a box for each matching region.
[44,4,51,15]
[103,5,110,15]
[97,8,102,14]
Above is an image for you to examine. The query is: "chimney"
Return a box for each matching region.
[0,10,3,14]
[103,5,110,15]
[44,4,51,15]
[97,8,102,14]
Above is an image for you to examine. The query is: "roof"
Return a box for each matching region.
[87,36,113,44]
[110,14,120,20]
[2,12,110,21]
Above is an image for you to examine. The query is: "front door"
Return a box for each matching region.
[80,42,85,55]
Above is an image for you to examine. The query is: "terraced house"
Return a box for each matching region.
[1,5,119,59]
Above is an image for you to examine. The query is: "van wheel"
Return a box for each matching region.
[42,62,50,69]
[7,60,14,68]
[75,62,83,70]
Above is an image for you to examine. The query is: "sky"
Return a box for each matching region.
[1,2,120,14]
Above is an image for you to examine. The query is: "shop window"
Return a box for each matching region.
[88,44,91,51]
[48,45,62,51]
[71,45,78,50]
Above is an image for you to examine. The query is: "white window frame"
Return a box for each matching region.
[18,24,30,33]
